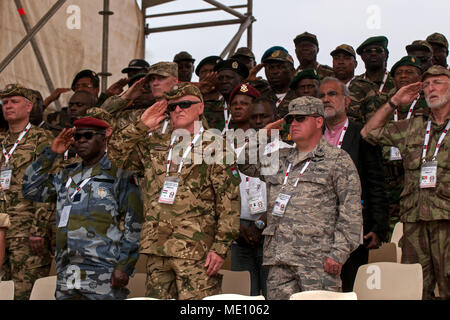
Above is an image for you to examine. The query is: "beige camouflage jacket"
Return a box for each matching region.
[116,121,241,260]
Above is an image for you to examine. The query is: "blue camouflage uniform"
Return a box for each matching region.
[22,147,143,300]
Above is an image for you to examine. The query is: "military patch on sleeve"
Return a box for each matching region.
[226,166,241,186]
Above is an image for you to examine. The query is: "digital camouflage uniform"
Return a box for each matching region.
[22,148,143,300]
[365,109,450,300]
[0,125,54,300]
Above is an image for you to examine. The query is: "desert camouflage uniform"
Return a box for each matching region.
[116,121,241,299]
[22,148,143,300]
[365,111,450,300]
[0,125,54,299]
[239,136,362,299]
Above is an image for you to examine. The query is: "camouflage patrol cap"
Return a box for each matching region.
[84,107,113,126]
[289,69,320,90]
[426,33,448,50]
[391,56,421,76]
[356,36,389,55]
[147,62,178,78]
[173,51,195,63]
[286,96,324,117]
[163,83,203,103]
[293,32,319,47]
[0,83,36,102]
[330,44,356,58]
[406,40,433,54]
[231,47,255,59]
[261,47,294,65]
[421,65,450,81]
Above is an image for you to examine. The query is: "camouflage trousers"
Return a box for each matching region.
[266,264,341,300]
[2,237,51,300]
[400,221,450,300]
[145,254,222,300]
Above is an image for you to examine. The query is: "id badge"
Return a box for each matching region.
[389,147,402,161]
[58,205,72,228]
[0,166,12,190]
[248,192,266,215]
[272,192,291,217]
[158,177,180,204]
[420,161,438,189]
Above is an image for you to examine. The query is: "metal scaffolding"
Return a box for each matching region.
[141,0,255,59]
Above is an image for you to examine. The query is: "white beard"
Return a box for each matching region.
[426,89,450,110]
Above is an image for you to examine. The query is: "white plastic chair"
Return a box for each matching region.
[29,276,57,300]
[0,280,14,300]
[218,270,251,295]
[203,293,265,300]
[289,290,357,300]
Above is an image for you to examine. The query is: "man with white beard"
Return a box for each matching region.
[361,65,450,300]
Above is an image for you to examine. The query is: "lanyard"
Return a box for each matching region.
[394,98,417,122]
[336,119,349,149]
[65,176,91,201]
[221,101,231,135]
[422,120,450,162]
[2,123,31,165]
[377,71,389,95]
[282,159,312,186]
[166,126,204,176]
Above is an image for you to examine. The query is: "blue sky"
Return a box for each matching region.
[140,0,449,81]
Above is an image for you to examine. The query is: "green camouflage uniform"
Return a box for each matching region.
[0,125,54,299]
[296,64,335,80]
[203,98,227,132]
[365,110,450,300]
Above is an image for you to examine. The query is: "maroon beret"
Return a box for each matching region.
[73,117,110,130]
[228,83,260,105]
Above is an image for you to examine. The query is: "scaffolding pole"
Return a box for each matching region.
[98,0,113,93]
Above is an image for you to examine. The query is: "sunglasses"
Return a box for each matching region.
[362,48,384,54]
[74,131,104,141]
[167,100,200,112]
[284,114,319,124]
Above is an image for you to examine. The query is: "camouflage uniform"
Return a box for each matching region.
[365,106,449,300]
[22,148,143,300]
[239,97,362,300]
[0,125,54,300]
[116,84,241,300]
[203,97,227,132]
[296,64,335,80]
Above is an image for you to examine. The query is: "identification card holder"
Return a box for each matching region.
[389,147,402,161]
[158,177,180,204]
[248,189,266,215]
[272,191,291,217]
[420,161,438,189]
[0,166,13,190]
[58,205,72,228]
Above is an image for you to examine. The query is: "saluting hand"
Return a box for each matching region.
[122,77,147,101]
[51,128,75,154]
[246,63,264,82]
[140,100,168,131]
[198,72,218,94]
[106,78,129,97]
[391,82,422,106]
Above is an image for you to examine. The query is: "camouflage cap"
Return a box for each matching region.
[163,83,203,103]
[356,36,389,55]
[426,32,449,50]
[84,107,113,127]
[421,65,450,81]
[0,83,36,102]
[289,69,320,90]
[330,44,356,58]
[231,47,255,59]
[173,51,195,63]
[147,62,178,78]
[286,96,324,117]
[293,32,319,47]
[406,40,433,54]
[391,56,422,76]
[262,47,294,65]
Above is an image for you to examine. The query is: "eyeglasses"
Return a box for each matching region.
[285,114,321,124]
[73,84,94,90]
[167,100,200,112]
[362,48,384,54]
[74,131,103,141]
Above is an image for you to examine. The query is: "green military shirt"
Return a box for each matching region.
[365,111,450,222]
[296,64,335,80]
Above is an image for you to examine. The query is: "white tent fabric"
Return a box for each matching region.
[0,0,144,111]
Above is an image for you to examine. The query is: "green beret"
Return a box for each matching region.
[287,96,324,117]
[391,56,421,76]
[293,32,319,47]
[330,44,356,58]
[421,65,450,81]
[406,40,433,54]
[0,84,36,102]
[163,83,203,103]
[426,32,448,50]
[357,36,389,55]
[289,69,320,90]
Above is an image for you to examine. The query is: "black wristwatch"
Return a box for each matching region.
[388,98,398,110]
[254,220,266,230]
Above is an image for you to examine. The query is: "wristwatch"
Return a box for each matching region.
[254,220,266,230]
[388,98,398,109]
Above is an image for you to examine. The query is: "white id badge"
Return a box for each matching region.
[248,192,266,215]
[389,147,402,161]
[58,205,72,228]
[272,192,291,217]
[0,166,12,190]
[420,161,438,189]
[158,177,180,204]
